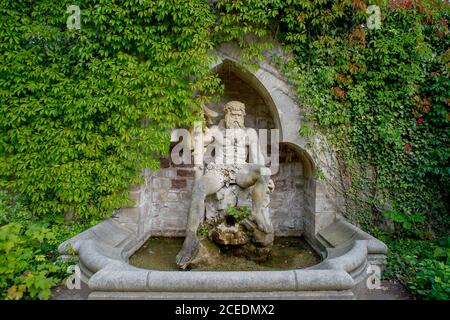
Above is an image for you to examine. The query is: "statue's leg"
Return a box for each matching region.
[236,164,274,233]
[176,172,223,267]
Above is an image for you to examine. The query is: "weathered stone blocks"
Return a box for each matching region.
[171,179,186,189]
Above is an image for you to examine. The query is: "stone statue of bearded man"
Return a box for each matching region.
[176,101,274,268]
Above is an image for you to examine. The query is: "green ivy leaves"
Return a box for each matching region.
[0,222,58,300]
[0,0,218,219]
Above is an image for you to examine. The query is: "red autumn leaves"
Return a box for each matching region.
[331,87,346,100]
[389,0,449,39]
[413,97,430,128]
[405,143,412,153]
[389,0,414,9]
[413,97,432,126]
[332,73,357,100]
[406,96,433,153]
[350,26,366,49]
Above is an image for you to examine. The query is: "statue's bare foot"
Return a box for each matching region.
[176,235,199,269]
[252,213,274,234]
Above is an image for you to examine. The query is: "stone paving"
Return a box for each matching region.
[51,280,411,300]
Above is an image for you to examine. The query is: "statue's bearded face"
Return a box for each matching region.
[224,109,245,129]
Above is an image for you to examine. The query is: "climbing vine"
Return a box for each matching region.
[290,1,449,237]
[0,0,220,219]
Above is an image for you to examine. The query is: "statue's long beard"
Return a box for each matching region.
[226,119,244,129]
[232,121,243,128]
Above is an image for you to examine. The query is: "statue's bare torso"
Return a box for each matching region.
[176,101,274,269]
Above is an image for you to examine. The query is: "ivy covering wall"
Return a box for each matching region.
[0,0,448,299]
[1,0,219,219]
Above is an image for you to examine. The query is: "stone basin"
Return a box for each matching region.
[59,218,387,300]
[129,237,320,271]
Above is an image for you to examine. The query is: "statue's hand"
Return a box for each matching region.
[205,125,223,146]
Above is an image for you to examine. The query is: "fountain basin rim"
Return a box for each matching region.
[59,218,387,299]
[72,237,372,293]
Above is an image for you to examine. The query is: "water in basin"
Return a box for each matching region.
[129,237,320,271]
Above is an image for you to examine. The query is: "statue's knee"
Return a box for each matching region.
[257,170,271,183]
[192,183,207,198]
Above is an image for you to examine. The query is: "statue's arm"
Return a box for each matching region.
[204,126,223,147]
[249,132,266,166]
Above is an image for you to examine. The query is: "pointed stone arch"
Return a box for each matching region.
[211,55,315,178]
